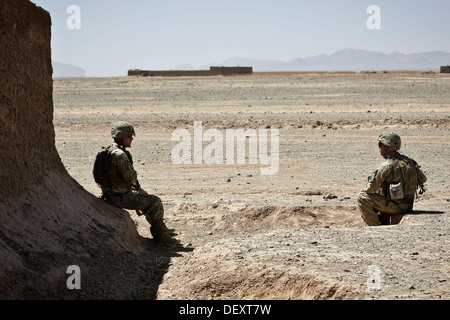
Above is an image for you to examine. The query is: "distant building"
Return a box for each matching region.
[440,65,450,73]
[128,66,253,77]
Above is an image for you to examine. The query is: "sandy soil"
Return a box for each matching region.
[53,72,449,300]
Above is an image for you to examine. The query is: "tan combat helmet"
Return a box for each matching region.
[111,121,136,139]
[377,131,401,150]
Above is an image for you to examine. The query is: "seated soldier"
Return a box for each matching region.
[95,121,179,245]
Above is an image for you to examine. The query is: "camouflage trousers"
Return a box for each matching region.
[356,191,411,226]
[104,189,164,224]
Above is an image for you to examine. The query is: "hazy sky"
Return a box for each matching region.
[31,0,450,77]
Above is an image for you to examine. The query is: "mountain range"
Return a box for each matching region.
[52,49,450,77]
[201,49,450,72]
[52,61,86,78]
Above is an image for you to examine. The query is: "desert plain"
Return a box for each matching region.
[52,72,449,300]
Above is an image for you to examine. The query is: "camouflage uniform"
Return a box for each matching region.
[101,142,164,224]
[99,122,178,244]
[357,132,427,226]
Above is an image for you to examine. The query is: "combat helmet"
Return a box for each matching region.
[111,121,136,139]
[377,131,401,150]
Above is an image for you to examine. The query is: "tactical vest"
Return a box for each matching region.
[388,154,427,200]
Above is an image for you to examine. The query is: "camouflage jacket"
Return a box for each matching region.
[363,152,427,199]
[101,143,138,195]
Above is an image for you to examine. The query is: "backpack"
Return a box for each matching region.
[93,145,115,186]
[390,156,427,200]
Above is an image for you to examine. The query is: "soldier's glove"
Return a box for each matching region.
[418,184,426,195]
[136,210,144,217]
[131,183,141,192]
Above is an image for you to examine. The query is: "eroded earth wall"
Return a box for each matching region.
[0,0,154,299]
[0,0,57,196]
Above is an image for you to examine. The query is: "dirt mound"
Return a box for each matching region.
[0,0,181,299]
[157,258,357,300]
[166,202,361,242]
[158,202,363,300]
[157,210,449,300]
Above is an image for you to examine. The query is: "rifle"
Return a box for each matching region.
[131,181,144,216]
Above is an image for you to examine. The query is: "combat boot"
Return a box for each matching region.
[378,212,391,225]
[150,220,180,245]
[164,224,177,236]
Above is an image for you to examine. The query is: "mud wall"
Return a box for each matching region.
[128,66,253,77]
[0,0,158,299]
[0,0,58,196]
[209,66,253,76]
[441,66,450,73]
[130,69,214,77]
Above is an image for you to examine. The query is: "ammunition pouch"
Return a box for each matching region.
[389,182,404,200]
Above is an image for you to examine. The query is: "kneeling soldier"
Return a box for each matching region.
[357,132,427,226]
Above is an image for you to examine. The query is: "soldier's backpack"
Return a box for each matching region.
[390,156,427,200]
[93,145,114,186]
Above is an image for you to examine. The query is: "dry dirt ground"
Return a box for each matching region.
[53,72,449,300]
